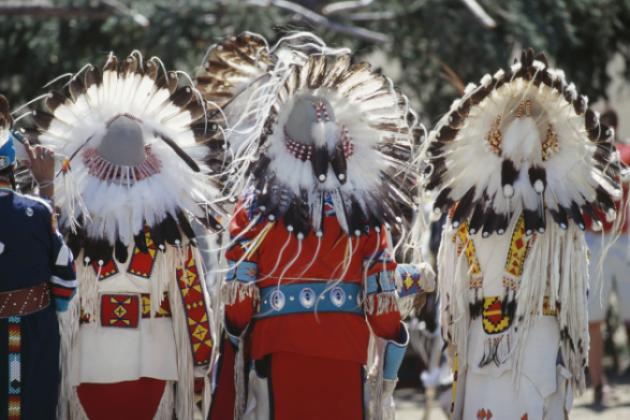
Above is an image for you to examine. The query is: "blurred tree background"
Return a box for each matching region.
[1,0,630,124]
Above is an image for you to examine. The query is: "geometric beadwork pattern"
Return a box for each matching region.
[456,216,533,297]
[505,217,533,278]
[91,258,119,280]
[7,316,21,420]
[456,223,483,295]
[455,223,482,276]
[481,296,512,335]
[100,294,140,328]
[127,229,158,279]
[476,408,493,420]
[81,293,172,325]
[176,247,213,366]
[398,266,424,298]
[140,294,171,318]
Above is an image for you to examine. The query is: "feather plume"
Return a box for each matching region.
[197,32,423,247]
[424,49,621,234]
[27,52,220,257]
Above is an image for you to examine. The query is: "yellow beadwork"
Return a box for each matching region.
[486,115,503,156]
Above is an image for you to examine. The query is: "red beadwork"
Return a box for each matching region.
[283,125,354,160]
[312,100,330,122]
[284,128,314,162]
[83,146,162,182]
[340,126,354,158]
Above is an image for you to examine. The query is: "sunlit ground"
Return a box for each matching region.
[397,302,630,419]
[395,384,630,419]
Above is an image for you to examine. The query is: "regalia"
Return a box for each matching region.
[197,32,434,420]
[427,49,622,419]
[28,52,220,419]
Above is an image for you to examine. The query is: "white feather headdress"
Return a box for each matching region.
[30,51,221,261]
[0,96,12,169]
[425,49,622,235]
[197,32,423,243]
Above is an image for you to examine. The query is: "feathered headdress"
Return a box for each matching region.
[197,32,423,244]
[30,51,220,262]
[425,49,622,235]
[0,96,34,192]
[0,96,14,171]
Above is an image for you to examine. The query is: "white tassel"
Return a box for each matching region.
[168,262,196,420]
[76,256,99,321]
[68,387,89,420]
[234,334,247,420]
[153,382,175,420]
[221,280,259,306]
[366,336,386,420]
[56,243,72,266]
[365,292,399,316]
[57,295,81,420]
[59,168,89,232]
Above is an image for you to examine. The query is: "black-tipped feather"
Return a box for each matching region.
[494,213,509,235]
[437,126,458,142]
[434,188,453,213]
[284,198,310,236]
[311,146,329,183]
[569,201,586,230]
[595,185,616,213]
[170,86,194,108]
[150,223,166,251]
[468,203,485,234]
[162,214,182,245]
[84,239,113,264]
[84,65,102,89]
[31,110,55,130]
[528,166,547,192]
[176,210,197,242]
[115,240,129,263]
[451,187,475,226]
[501,160,519,195]
[66,232,83,260]
[523,208,540,235]
[134,230,149,253]
[330,143,347,184]
[69,76,86,102]
[481,207,498,237]
[581,202,603,228]
[45,91,68,113]
[347,199,367,234]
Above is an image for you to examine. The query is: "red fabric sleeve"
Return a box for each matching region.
[226,299,255,333]
[224,199,265,334]
[366,299,402,340]
[363,227,402,340]
[364,227,397,277]
[225,201,266,262]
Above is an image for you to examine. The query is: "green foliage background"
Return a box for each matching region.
[1,0,630,124]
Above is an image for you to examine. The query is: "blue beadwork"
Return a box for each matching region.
[256,282,363,319]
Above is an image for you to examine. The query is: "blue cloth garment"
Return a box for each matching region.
[0,189,77,418]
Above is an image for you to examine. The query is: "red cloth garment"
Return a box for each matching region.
[225,202,401,364]
[270,351,364,420]
[208,336,238,420]
[77,378,167,420]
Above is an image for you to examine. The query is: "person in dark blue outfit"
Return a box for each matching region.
[0,95,77,419]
